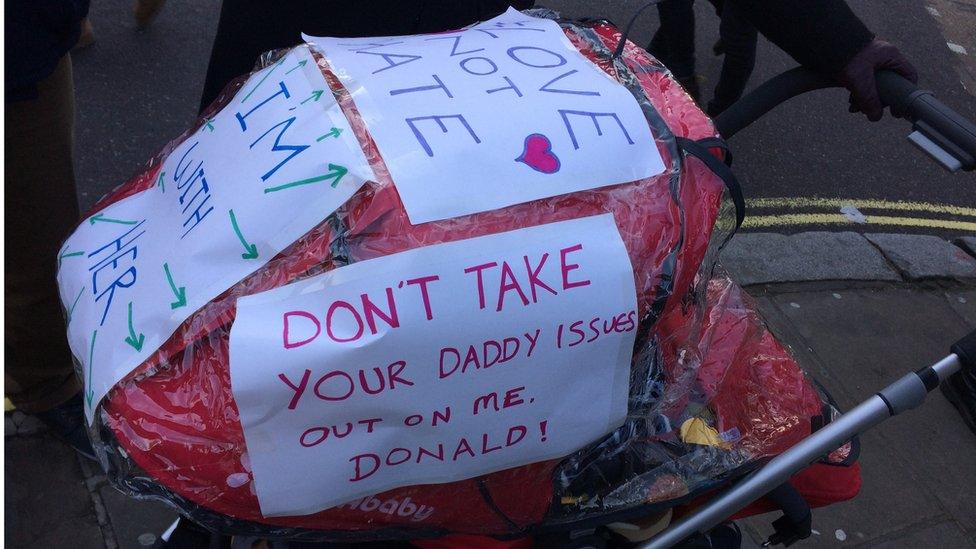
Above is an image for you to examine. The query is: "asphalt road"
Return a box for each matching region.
[73,0,975,234]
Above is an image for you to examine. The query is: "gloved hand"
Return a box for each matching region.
[837,39,918,121]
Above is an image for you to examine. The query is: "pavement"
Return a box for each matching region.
[6,0,975,547]
[7,231,976,548]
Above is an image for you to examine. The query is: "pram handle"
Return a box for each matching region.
[713,68,976,172]
[712,67,833,139]
[637,331,973,548]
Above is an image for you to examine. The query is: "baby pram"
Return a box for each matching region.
[55,7,976,548]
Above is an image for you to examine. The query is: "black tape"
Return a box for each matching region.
[914,366,941,392]
[675,137,746,230]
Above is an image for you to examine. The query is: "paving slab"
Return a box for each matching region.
[768,288,967,398]
[955,236,976,259]
[865,233,976,280]
[721,233,899,286]
[5,435,105,548]
[97,484,177,549]
[740,427,954,547]
[862,519,976,548]
[945,288,976,327]
[766,288,976,535]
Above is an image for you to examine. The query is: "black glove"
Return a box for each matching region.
[837,39,918,121]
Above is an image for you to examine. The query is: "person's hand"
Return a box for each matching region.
[837,39,918,121]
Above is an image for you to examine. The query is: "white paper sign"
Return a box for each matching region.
[304,8,664,224]
[57,46,376,422]
[228,214,637,517]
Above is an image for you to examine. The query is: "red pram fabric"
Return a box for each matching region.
[76,15,859,540]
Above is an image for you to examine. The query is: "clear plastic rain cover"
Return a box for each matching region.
[56,8,856,542]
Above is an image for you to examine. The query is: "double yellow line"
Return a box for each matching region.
[744,197,976,232]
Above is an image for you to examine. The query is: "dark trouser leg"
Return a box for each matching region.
[5,55,83,414]
[648,24,670,64]
[708,2,757,116]
[649,0,697,79]
[198,0,519,113]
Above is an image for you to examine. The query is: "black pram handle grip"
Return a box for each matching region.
[876,71,976,171]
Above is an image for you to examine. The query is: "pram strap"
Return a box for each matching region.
[675,137,745,230]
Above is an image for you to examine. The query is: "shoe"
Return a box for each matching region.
[74,18,95,50]
[940,370,976,436]
[33,392,96,460]
[134,0,167,29]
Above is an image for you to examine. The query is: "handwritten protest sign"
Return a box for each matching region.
[228,214,637,517]
[304,8,665,224]
[57,46,375,423]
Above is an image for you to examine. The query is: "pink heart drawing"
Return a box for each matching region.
[515,133,561,174]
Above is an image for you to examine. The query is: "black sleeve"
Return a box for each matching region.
[726,0,874,74]
[199,0,534,112]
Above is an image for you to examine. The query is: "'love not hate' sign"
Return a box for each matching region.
[57,46,375,422]
[304,8,665,224]
[228,214,638,517]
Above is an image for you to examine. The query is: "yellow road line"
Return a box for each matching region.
[743,213,976,232]
[748,197,976,219]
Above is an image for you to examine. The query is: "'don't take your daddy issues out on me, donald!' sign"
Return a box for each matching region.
[304,7,665,223]
[57,45,376,422]
[229,214,639,517]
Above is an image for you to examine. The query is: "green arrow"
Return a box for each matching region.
[284,58,308,75]
[163,262,187,309]
[264,164,348,194]
[90,213,138,226]
[228,210,259,259]
[123,302,145,351]
[316,127,343,141]
[85,329,98,407]
[240,57,285,103]
[203,119,215,132]
[58,249,85,268]
[156,170,166,192]
[301,90,325,105]
[67,286,85,323]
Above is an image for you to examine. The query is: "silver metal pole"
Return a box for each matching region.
[931,354,961,381]
[639,354,962,548]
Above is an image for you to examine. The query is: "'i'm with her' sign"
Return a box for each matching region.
[304,8,665,224]
[57,46,375,422]
[229,214,637,517]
